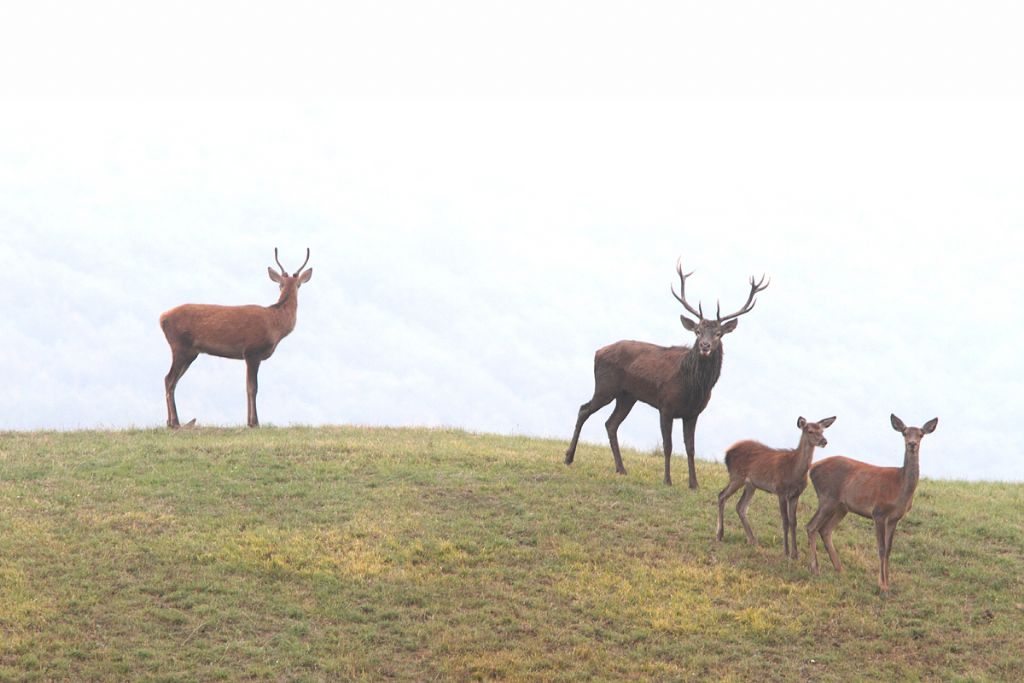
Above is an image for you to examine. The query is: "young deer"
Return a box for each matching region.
[159,248,312,429]
[716,416,835,558]
[806,414,938,593]
[565,260,768,488]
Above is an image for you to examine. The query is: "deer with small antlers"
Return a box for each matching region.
[159,248,312,429]
[564,260,769,488]
[716,416,836,558]
[806,414,938,593]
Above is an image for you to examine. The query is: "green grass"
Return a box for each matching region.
[0,427,1021,681]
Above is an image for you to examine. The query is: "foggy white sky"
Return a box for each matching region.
[1,3,1022,481]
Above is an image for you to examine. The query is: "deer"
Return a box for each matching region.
[159,248,312,429]
[564,260,769,488]
[716,416,836,558]
[806,414,938,593]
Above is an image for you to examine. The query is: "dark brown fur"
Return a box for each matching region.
[159,249,312,428]
[716,416,835,558]
[564,262,768,488]
[806,414,938,593]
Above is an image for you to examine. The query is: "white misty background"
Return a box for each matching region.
[1,4,1022,481]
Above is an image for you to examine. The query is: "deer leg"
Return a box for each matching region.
[736,484,758,545]
[682,417,698,489]
[780,494,801,559]
[245,356,261,428]
[565,396,613,464]
[787,496,800,560]
[873,515,888,593]
[604,396,636,475]
[778,495,790,557]
[659,412,674,485]
[716,477,745,541]
[806,503,830,574]
[808,502,843,572]
[883,520,898,592]
[164,350,198,429]
[820,507,847,572]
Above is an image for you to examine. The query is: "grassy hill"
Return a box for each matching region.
[0,427,1020,681]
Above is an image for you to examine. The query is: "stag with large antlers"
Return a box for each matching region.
[159,248,312,428]
[565,260,769,488]
[806,414,938,593]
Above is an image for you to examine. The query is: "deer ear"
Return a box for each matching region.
[720,319,739,334]
[268,267,283,284]
[922,417,938,434]
[680,315,698,331]
[819,416,836,429]
[890,414,906,433]
[298,268,313,284]
[797,416,807,429]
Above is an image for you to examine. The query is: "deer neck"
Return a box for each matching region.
[269,287,300,334]
[680,344,723,390]
[791,434,818,477]
[898,447,920,501]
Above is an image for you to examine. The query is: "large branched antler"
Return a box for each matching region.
[718,273,770,322]
[671,259,706,320]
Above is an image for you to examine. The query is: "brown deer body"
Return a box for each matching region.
[565,261,768,488]
[159,248,312,428]
[716,416,835,558]
[806,414,938,593]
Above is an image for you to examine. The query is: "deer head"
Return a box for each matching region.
[671,260,769,357]
[267,247,313,291]
[798,415,837,447]
[891,414,938,454]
